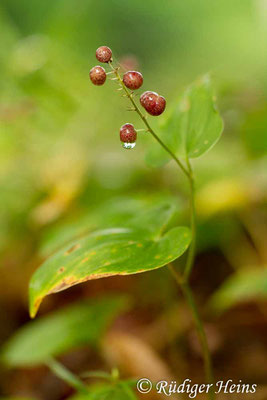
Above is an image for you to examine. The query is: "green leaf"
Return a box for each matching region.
[40,196,180,257]
[1,296,127,367]
[30,225,191,317]
[146,74,223,166]
[210,268,267,313]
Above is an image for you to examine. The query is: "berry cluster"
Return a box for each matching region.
[89,46,166,149]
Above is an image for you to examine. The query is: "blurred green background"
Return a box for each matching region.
[0,0,267,399]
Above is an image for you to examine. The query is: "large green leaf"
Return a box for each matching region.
[40,196,180,257]
[210,268,267,313]
[1,296,127,367]
[29,226,191,317]
[146,75,223,166]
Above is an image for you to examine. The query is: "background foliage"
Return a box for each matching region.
[0,0,266,399]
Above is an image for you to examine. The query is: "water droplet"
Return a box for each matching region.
[122,142,136,149]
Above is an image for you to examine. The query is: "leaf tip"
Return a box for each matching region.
[29,295,43,319]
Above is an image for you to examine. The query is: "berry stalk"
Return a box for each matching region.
[108,61,190,179]
[108,60,197,283]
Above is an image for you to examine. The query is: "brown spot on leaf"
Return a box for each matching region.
[84,272,116,280]
[65,243,81,255]
[52,281,71,292]
[49,272,121,294]
[58,267,65,273]
[49,276,78,294]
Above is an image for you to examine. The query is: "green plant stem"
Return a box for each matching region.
[110,61,214,399]
[181,282,215,400]
[168,266,215,400]
[108,62,190,179]
[46,357,89,394]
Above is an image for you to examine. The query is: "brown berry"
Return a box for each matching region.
[140,91,166,116]
[123,71,143,90]
[120,123,137,149]
[90,66,106,86]
[96,46,112,63]
[140,91,155,107]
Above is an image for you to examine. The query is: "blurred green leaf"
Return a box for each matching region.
[146,75,223,166]
[69,382,137,400]
[1,296,127,367]
[47,358,89,394]
[196,215,241,252]
[242,107,267,158]
[210,268,267,313]
[30,222,191,317]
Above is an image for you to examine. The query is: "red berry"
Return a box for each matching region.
[123,71,143,90]
[140,91,166,116]
[140,91,155,107]
[120,123,137,149]
[96,46,112,63]
[90,66,106,86]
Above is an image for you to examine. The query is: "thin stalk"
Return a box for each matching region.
[180,282,215,400]
[108,62,190,179]
[46,357,89,395]
[168,266,215,400]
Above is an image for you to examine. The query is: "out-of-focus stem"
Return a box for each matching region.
[168,265,215,400]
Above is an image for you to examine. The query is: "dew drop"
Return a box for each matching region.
[122,142,136,149]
